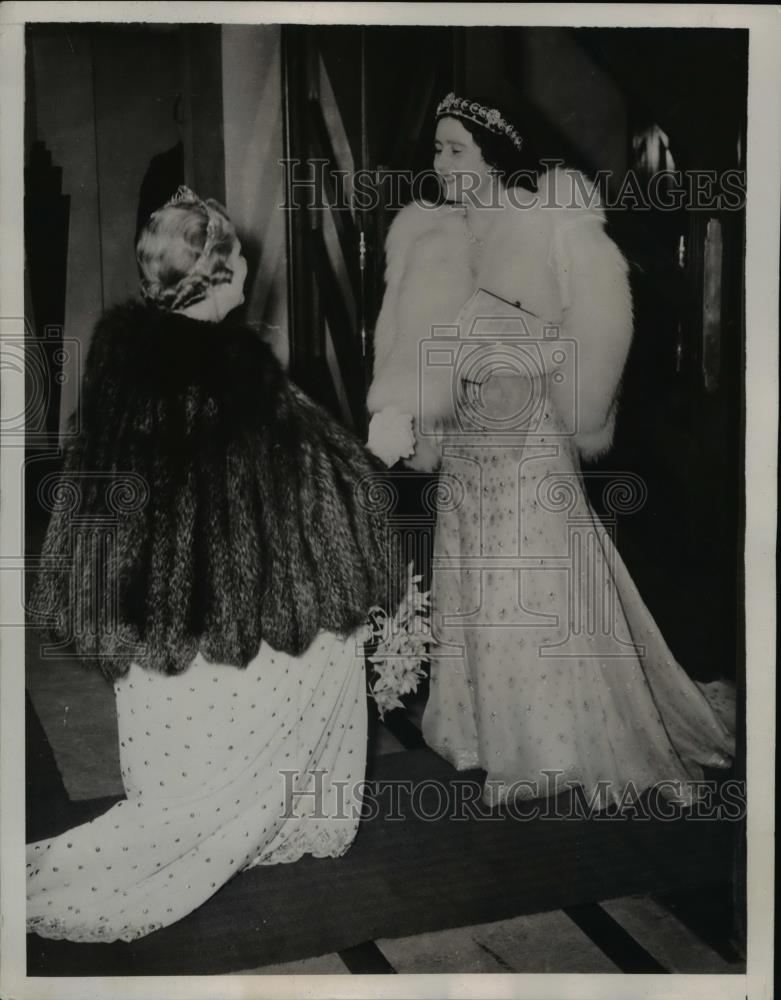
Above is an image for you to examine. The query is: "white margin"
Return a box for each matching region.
[1,4,778,1000]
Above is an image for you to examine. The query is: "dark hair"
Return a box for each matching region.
[438,97,539,188]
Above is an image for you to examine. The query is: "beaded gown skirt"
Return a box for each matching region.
[27,630,367,942]
[421,382,736,808]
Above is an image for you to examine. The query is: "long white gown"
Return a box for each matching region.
[421,380,736,808]
[27,629,368,942]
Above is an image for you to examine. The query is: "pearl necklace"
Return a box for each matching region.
[445,201,486,251]
[466,225,485,249]
[460,209,485,249]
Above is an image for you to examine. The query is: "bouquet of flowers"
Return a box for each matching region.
[366,562,431,719]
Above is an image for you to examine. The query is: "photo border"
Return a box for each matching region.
[1,3,777,999]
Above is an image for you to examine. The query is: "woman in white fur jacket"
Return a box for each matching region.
[367,93,735,809]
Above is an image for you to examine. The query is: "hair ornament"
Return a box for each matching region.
[167,184,200,206]
[138,186,233,312]
[436,92,524,151]
[164,185,221,264]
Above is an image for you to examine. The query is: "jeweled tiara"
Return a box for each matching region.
[436,93,524,151]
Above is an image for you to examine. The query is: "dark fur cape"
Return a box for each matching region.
[32,302,403,680]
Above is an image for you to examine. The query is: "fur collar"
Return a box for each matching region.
[368,168,633,467]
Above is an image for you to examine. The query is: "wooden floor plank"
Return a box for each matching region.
[238,952,350,975]
[602,895,740,973]
[377,910,620,974]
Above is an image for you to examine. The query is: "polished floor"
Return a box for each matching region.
[25,617,744,976]
[244,897,741,974]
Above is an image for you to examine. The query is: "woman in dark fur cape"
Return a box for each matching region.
[33,300,401,679]
[27,188,404,943]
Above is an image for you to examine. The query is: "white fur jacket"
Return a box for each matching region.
[366,167,633,470]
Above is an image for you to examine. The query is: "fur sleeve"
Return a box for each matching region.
[369,201,435,391]
[542,168,633,459]
[367,203,473,472]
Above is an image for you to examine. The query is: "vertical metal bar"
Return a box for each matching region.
[359,28,368,369]
[88,31,105,313]
[360,28,369,175]
[178,28,195,190]
[281,25,319,375]
[280,24,297,368]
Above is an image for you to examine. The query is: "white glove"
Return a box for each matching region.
[367,408,416,467]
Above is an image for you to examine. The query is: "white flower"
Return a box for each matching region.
[365,563,431,719]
